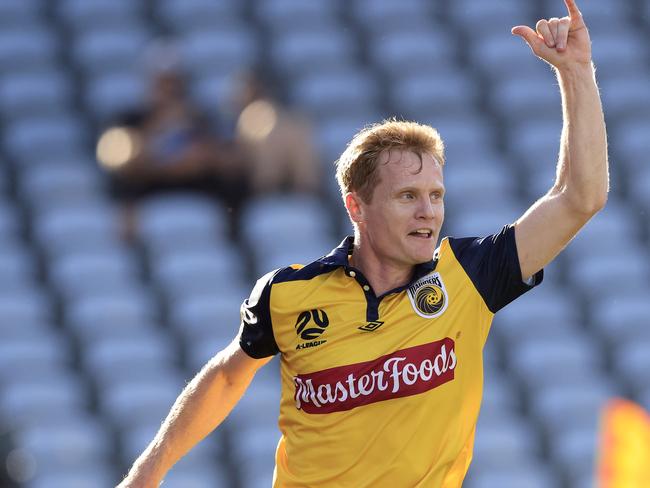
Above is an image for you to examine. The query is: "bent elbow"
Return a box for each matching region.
[584,191,608,215]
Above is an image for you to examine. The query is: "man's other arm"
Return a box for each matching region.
[511,0,609,281]
[117,340,272,487]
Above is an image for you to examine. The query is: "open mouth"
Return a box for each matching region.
[408,229,433,239]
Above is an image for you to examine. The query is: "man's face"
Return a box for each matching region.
[352,150,445,268]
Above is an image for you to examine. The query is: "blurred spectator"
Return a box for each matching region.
[97,43,249,237]
[232,69,321,195]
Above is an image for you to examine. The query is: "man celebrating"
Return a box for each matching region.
[118,0,608,486]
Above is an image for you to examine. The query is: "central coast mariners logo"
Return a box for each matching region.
[407,272,448,319]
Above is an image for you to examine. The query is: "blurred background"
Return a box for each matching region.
[0,0,648,487]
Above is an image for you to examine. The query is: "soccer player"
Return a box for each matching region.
[118,0,608,486]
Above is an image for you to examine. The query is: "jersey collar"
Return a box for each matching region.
[319,235,438,284]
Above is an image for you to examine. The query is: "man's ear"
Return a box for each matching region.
[345,192,364,224]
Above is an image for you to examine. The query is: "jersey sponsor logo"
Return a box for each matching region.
[293,338,457,414]
[358,321,384,332]
[295,309,329,350]
[407,272,448,318]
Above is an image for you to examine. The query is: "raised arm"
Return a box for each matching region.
[511,0,609,281]
[117,340,272,487]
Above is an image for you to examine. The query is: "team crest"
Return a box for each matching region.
[407,272,448,319]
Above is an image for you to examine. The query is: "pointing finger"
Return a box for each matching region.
[536,19,555,47]
[564,0,582,19]
[556,17,571,51]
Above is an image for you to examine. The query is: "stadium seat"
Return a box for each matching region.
[81,330,176,380]
[48,251,141,299]
[369,27,459,77]
[157,0,244,33]
[0,26,59,72]
[443,155,516,213]
[25,467,117,488]
[240,194,335,259]
[590,30,649,81]
[136,193,231,251]
[591,289,650,345]
[506,118,562,171]
[349,0,435,32]
[542,0,631,31]
[33,204,122,256]
[3,115,87,165]
[229,372,281,429]
[158,466,231,488]
[473,416,541,473]
[231,425,280,488]
[72,27,151,75]
[84,70,147,122]
[290,68,380,119]
[464,462,559,488]
[509,333,603,389]
[600,74,650,121]
[270,28,358,78]
[184,332,239,373]
[0,71,72,119]
[18,162,106,211]
[562,199,640,260]
[530,381,616,435]
[100,377,184,428]
[468,33,550,82]
[0,199,21,240]
[0,288,53,329]
[628,166,650,220]
[547,424,599,485]
[168,291,248,342]
[315,110,385,167]
[611,115,650,172]
[0,376,90,427]
[448,0,535,35]
[55,0,144,31]
[489,76,561,124]
[566,249,650,301]
[119,420,220,466]
[14,416,112,472]
[390,69,478,120]
[65,290,158,337]
[152,248,245,299]
[612,338,650,393]
[445,200,524,237]
[0,332,72,388]
[0,0,44,26]
[253,0,342,32]
[180,27,259,79]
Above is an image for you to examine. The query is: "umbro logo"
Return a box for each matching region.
[358,321,384,332]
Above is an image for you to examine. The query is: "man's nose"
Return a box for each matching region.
[416,198,436,219]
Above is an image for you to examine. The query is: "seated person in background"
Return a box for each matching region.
[232,69,321,196]
[97,51,250,237]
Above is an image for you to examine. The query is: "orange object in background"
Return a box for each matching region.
[597,398,650,488]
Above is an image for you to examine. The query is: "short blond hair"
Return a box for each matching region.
[335,119,445,203]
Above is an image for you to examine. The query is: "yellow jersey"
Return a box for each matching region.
[239,224,542,487]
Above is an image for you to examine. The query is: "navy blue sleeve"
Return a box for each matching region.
[448,224,543,313]
[238,269,281,358]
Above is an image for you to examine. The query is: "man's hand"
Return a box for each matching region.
[511,0,591,70]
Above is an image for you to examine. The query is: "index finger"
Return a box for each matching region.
[563,0,582,19]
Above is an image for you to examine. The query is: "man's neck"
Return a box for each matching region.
[349,241,415,297]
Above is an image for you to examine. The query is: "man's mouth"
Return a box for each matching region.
[408,229,433,239]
